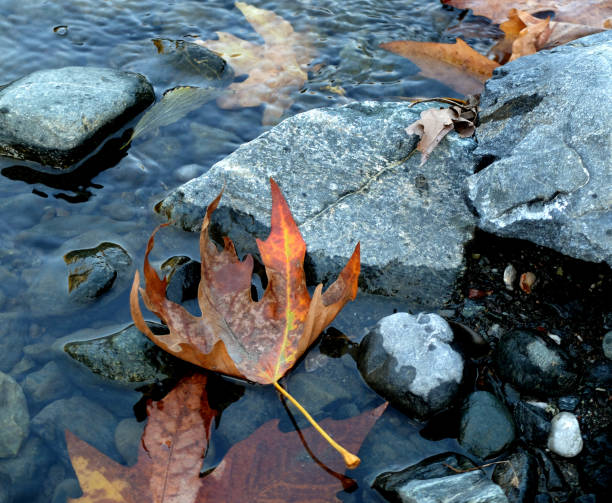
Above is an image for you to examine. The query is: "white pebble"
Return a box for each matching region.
[503,264,517,290]
[548,412,583,457]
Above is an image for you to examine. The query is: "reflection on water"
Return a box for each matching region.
[0,1,480,501]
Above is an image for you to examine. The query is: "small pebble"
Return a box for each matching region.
[557,396,579,412]
[503,264,517,290]
[547,412,583,457]
[520,272,537,293]
[603,331,612,360]
[548,333,561,345]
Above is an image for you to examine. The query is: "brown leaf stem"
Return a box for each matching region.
[273,380,361,469]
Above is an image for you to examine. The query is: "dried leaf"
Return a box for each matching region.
[442,0,612,28]
[131,178,360,385]
[126,86,218,145]
[198,403,387,502]
[380,38,499,95]
[66,374,214,503]
[196,2,315,124]
[405,102,477,165]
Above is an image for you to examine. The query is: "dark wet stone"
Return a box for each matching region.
[586,361,612,387]
[492,448,538,503]
[557,396,579,412]
[580,431,612,495]
[31,395,117,458]
[157,101,477,305]
[357,312,464,421]
[373,452,509,503]
[468,31,612,265]
[0,371,29,458]
[64,242,132,303]
[495,330,578,396]
[459,391,515,459]
[64,322,186,385]
[0,66,154,167]
[513,401,551,446]
[162,257,201,304]
[535,448,565,492]
[52,479,81,503]
[535,495,552,503]
[603,331,612,360]
[574,495,597,503]
[0,436,52,500]
[22,361,71,406]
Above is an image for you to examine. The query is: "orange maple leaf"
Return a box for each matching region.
[131,178,361,466]
[66,374,214,503]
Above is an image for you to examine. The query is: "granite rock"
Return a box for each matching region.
[157,101,477,305]
[468,31,612,265]
[0,66,154,167]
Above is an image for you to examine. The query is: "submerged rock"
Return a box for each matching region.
[468,31,612,265]
[0,371,29,458]
[63,242,133,302]
[157,101,477,306]
[357,312,464,420]
[0,66,154,167]
[374,452,509,503]
[459,391,515,459]
[495,330,578,396]
[64,322,186,385]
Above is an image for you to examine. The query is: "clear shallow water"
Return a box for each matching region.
[0,1,489,501]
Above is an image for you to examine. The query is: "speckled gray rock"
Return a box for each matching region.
[374,452,509,503]
[64,322,186,385]
[468,31,612,265]
[63,242,133,303]
[0,371,29,458]
[548,412,583,458]
[357,312,464,420]
[459,391,515,459]
[157,101,477,305]
[0,66,154,167]
[496,330,578,396]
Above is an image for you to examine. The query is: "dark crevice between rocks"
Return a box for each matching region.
[479,93,544,124]
[473,153,498,174]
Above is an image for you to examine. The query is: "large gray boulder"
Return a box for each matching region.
[157,101,477,305]
[0,66,154,167]
[468,31,612,265]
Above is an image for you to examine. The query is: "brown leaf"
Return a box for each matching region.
[66,374,215,503]
[130,179,360,386]
[380,38,499,95]
[405,102,477,165]
[442,0,612,28]
[196,2,315,124]
[198,403,387,502]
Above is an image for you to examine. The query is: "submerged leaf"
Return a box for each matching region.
[380,38,499,95]
[126,86,218,145]
[67,374,214,503]
[196,1,315,124]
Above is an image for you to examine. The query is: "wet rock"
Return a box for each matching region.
[64,322,186,385]
[52,479,81,503]
[0,436,52,500]
[0,474,9,503]
[0,66,154,167]
[468,31,612,265]
[574,495,596,503]
[512,400,551,446]
[22,361,71,406]
[157,101,477,305]
[163,257,201,304]
[357,312,464,420]
[492,448,538,503]
[603,331,612,360]
[63,242,132,302]
[557,396,579,412]
[115,417,144,466]
[459,391,515,459]
[373,452,509,503]
[580,431,612,495]
[535,448,565,492]
[31,395,117,458]
[547,412,583,458]
[0,313,24,372]
[0,371,29,458]
[495,330,578,396]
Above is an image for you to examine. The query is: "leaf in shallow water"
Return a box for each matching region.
[380,38,499,95]
[126,86,218,145]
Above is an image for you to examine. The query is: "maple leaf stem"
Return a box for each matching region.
[273,380,361,469]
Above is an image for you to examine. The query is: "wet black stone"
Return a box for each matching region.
[535,494,552,503]
[164,258,201,304]
[580,431,612,495]
[574,494,597,503]
[535,448,565,492]
[492,448,538,503]
[495,330,578,396]
[586,361,612,387]
[513,401,551,446]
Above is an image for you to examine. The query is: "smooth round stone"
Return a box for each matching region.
[547,412,583,457]
[603,331,612,360]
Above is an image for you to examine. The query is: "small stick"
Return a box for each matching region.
[273,380,361,469]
